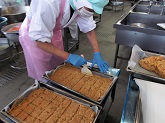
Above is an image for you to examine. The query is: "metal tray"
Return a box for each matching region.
[43,63,118,105]
[127,45,165,81]
[1,81,101,123]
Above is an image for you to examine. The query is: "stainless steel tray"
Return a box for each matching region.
[1,23,22,42]
[127,45,165,81]
[43,63,118,105]
[1,81,101,123]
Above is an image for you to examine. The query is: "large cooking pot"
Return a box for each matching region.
[1,6,29,24]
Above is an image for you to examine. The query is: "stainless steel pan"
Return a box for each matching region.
[1,81,102,123]
[1,22,22,42]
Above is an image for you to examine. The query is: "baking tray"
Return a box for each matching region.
[127,45,165,81]
[1,81,101,123]
[43,63,118,105]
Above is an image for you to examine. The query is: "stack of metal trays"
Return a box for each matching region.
[127,45,165,81]
[43,63,118,105]
[1,81,101,123]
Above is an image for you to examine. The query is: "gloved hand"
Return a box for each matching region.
[66,54,87,67]
[91,52,110,73]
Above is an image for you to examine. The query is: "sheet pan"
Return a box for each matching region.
[1,81,102,123]
[43,63,118,105]
[127,45,165,81]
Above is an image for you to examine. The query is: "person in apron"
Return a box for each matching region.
[19,0,110,82]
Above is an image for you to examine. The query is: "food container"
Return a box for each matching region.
[127,45,165,81]
[1,22,22,42]
[43,63,118,105]
[1,6,29,24]
[1,81,101,123]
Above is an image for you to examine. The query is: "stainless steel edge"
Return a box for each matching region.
[43,64,118,105]
[1,81,102,123]
[134,93,143,123]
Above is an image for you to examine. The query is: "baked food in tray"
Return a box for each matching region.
[49,63,113,101]
[8,88,96,123]
[139,56,165,78]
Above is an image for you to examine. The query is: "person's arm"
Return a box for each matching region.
[36,41,69,60]
[86,29,100,53]
[86,30,110,73]
[36,41,87,67]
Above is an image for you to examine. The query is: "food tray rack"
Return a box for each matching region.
[1,81,102,123]
[43,64,118,105]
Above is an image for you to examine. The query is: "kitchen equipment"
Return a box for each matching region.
[1,22,22,42]
[0,38,13,62]
[130,23,148,28]
[121,75,141,123]
[157,23,165,29]
[113,11,165,67]
[1,6,29,24]
[1,81,102,123]
[81,64,93,76]
[1,22,26,69]
[0,16,7,29]
[135,78,165,123]
[43,63,118,105]
[0,38,13,55]
[127,45,165,81]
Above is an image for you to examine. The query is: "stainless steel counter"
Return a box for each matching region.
[120,74,139,123]
[121,73,165,123]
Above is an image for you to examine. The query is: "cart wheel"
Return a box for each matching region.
[76,44,79,49]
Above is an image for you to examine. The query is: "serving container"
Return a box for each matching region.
[127,45,165,81]
[43,63,118,105]
[1,81,101,123]
[1,22,22,42]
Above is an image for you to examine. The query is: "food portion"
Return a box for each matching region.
[8,88,96,123]
[49,63,112,101]
[139,56,165,78]
[7,25,21,32]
